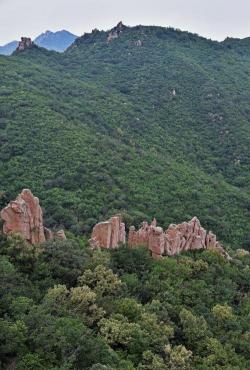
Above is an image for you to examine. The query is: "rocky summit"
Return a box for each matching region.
[16,37,34,52]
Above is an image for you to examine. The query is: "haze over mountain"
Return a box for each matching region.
[0,40,19,55]
[0,29,77,55]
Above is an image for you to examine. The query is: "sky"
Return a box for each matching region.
[0,0,250,45]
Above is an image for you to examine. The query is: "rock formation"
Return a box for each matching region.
[1,189,66,244]
[55,229,67,240]
[1,189,46,244]
[107,21,126,42]
[134,40,143,47]
[89,215,126,249]
[128,217,229,259]
[16,37,33,51]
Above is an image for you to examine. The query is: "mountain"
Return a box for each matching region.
[1,23,250,370]
[34,29,77,52]
[0,23,250,249]
[0,30,77,55]
[0,40,18,55]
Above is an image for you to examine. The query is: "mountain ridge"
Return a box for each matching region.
[0,29,77,55]
[0,22,249,249]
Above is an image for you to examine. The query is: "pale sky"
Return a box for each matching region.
[0,0,250,45]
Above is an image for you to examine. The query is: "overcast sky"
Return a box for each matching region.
[0,0,250,45]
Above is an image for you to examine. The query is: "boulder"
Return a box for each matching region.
[0,189,45,244]
[90,215,126,249]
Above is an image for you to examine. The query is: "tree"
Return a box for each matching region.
[78,265,124,298]
[179,308,208,351]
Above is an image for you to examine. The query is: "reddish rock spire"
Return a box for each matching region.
[0,189,45,244]
[0,189,66,244]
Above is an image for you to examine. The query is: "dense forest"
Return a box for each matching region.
[1,234,250,369]
[0,23,250,248]
[0,23,250,369]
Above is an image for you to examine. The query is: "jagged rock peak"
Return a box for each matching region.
[107,21,127,42]
[115,21,126,30]
[16,37,34,51]
[128,217,230,259]
[90,215,230,259]
[0,189,45,244]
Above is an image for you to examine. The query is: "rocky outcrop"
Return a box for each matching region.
[134,40,143,47]
[89,215,126,249]
[16,37,33,51]
[129,217,229,259]
[107,21,126,42]
[90,215,228,259]
[0,189,45,244]
[55,229,67,240]
[1,189,66,244]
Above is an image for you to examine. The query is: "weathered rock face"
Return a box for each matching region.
[1,189,45,244]
[17,37,33,51]
[89,215,126,249]
[129,217,229,259]
[1,189,67,244]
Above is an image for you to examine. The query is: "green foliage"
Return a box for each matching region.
[0,232,250,369]
[0,24,250,248]
[0,24,250,369]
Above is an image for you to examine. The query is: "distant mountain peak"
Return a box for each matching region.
[34,30,77,52]
[0,29,78,55]
[43,30,53,36]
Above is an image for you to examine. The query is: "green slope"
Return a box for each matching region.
[0,23,249,248]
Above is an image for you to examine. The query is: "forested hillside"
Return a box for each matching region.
[0,23,250,248]
[1,235,250,369]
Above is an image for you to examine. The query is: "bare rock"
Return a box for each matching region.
[129,216,228,258]
[165,217,207,255]
[0,189,45,244]
[148,226,165,255]
[44,227,54,241]
[16,37,33,51]
[56,229,67,240]
[90,215,126,249]
[107,21,126,42]
[134,40,143,47]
